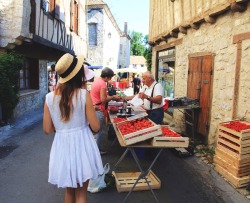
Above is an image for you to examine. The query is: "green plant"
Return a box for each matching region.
[0,51,23,123]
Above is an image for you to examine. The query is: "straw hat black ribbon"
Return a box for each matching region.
[60,57,78,78]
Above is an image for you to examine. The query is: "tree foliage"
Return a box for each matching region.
[0,51,23,123]
[129,31,146,56]
[129,31,152,70]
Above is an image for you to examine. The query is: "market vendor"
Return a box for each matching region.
[126,71,164,125]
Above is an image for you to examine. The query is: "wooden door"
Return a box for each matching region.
[187,55,213,139]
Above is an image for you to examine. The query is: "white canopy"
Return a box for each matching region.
[114,67,146,73]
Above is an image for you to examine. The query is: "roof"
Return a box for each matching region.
[130,56,147,65]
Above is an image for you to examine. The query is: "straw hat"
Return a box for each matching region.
[55,53,84,83]
[83,65,95,81]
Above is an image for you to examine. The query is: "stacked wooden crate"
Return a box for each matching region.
[214,120,250,188]
[151,125,189,148]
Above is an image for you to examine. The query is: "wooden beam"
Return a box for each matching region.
[233,32,250,43]
[190,23,200,30]
[204,16,216,24]
[232,42,242,119]
[231,2,247,12]
[148,41,156,47]
[170,31,178,38]
[155,38,183,52]
[179,26,187,34]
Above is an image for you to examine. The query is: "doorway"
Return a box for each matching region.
[187,54,214,143]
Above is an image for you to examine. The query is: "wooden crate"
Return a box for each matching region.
[215,164,250,188]
[218,121,250,140]
[216,121,250,159]
[216,142,250,159]
[117,118,162,145]
[150,125,189,148]
[151,136,189,148]
[112,170,161,192]
[214,155,250,177]
[215,148,250,168]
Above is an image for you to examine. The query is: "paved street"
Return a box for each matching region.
[0,106,249,203]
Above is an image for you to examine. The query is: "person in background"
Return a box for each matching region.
[90,67,121,155]
[81,64,95,90]
[43,53,103,203]
[48,64,57,92]
[132,74,141,95]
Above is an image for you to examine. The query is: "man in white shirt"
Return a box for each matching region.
[138,71,164,124]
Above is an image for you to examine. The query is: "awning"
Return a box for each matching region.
[88,66,103,69]
[114,67,146,73]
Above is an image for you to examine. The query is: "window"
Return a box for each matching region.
[19,58,39,90]
[41,0,50,13]
[70,0,79,34]
[157,48,175,98]
[88,23,97,46]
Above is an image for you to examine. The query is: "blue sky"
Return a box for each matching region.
[104,0,150,35]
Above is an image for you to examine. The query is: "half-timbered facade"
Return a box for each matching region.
[0,0,87,118]
[148,0,250,146]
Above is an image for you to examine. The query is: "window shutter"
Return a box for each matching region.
[74,1,79,34]
[49,0,55,16]
[70,0,74,31]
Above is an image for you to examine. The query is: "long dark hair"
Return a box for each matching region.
[55,68,84,122]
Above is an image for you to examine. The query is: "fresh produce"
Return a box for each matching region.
[113,117,127,123]
[161,126,181,137]
[221,121,250,132]
[109,106,119,113]
[117,118,154,135]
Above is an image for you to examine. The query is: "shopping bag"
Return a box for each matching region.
[87,163,110,193]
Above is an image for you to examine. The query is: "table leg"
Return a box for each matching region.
[122,148,163,203]
[114,148,129,170]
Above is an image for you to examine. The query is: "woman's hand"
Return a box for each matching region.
[112,95,121,101]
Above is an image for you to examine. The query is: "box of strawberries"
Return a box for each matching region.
[151,125,189,148]
[115,114,162,145]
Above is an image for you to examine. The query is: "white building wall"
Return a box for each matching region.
[119,36,130,68]
[87,9,104,66]
[103,12,120,69]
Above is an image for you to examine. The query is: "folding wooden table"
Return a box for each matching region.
[109,113,165,203]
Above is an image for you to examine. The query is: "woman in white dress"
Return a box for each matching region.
[43,53,104,203]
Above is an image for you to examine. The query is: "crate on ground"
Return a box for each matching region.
[116,114,162,145]
[215,148,250,169]
[112,170,161,192]
[214,120,250,187]
[215,164,250,188]
[214,154,250,177]
[216,120,250,159]
[151,125,189,148]
[218,120,250,140]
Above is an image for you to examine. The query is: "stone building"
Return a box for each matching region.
[0,0,87,118]
[86,0,130,72]
[148,0,250,146]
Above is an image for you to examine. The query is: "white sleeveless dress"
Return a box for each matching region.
[45,89,104,188]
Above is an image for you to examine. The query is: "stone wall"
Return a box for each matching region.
[173,6,250,146]
[14,60,48,118]
[0,0,30,48]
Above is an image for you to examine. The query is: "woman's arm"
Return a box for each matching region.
[100,88,120,102]
[43,102,55,135]
[86,91,100,133]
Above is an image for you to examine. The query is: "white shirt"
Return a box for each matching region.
[141,81,163,110]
